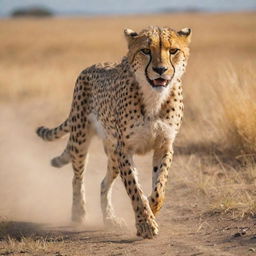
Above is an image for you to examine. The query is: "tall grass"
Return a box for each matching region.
[181,61,256,158]
[180,62,256,217]
[215,65,256,156]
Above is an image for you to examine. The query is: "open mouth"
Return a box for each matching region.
[152,78,170,88]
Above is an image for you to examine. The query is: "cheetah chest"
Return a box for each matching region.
[125,119,177,155]
[89,113,177,155]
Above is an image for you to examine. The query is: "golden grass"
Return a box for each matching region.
[0,12,256,217]
[174,154,256,218]
[0,235,67,255]
[202,162,256,218]
[3,236,48,252]
[212,183,256,217]
[182,62,256,156]
[216,66,256,155]
[0,221,66,255]
[1,13,255,103]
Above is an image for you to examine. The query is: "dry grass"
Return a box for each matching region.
[216,66,256,156]
[0,12,256,219]
[0,221,66,255]
[183,60,256,155]
[173,154,256,218]
[0,235,68,256]
[201,159,256,218]
[2,236,48,253]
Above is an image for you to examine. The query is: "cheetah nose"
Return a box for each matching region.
[152,66,168,75]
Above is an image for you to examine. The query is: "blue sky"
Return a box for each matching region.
[0,0,255,16]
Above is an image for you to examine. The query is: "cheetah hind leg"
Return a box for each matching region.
[101,153,127,230]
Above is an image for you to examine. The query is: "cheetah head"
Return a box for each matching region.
[124,26,191,90]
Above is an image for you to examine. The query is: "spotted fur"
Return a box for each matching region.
[36,26,191,238]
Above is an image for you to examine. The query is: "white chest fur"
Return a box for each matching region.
[135,71,173,117]
[126,119,177,155]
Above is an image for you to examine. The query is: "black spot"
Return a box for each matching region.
[130,32,138,37]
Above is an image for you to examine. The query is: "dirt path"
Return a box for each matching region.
[1,155,255,256]
[0,105,255,256]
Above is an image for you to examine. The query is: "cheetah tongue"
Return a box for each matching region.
[153,78,168,87]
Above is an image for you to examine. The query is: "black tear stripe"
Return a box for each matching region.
[170,57,176,82]
[158,27,162,63]
[168,44,187,81]
[145,53,153,86]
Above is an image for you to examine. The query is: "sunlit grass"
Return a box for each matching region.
[5,236,48,252]
[213,65,256,156]
[192,157,256,218]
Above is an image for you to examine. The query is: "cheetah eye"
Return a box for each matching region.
[140,48,151,55]
[169,48,179,55]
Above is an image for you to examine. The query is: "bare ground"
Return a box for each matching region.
[0,163,255,256]
[0,105,255,256]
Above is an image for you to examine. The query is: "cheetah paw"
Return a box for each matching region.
[136,217,159,239]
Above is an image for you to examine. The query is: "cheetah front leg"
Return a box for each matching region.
[117,148,158,238]
[149,142,174,215]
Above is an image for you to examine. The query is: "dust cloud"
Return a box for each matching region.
[0,103,152,228]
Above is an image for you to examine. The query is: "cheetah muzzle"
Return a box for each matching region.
[36,26,192,239]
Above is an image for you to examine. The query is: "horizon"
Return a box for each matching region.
[1,0,256,17]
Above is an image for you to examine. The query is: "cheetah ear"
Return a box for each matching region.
[124,28,138,44]
[178,28,192,43]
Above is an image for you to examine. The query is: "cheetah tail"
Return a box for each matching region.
[51,149,71,168]
[36,119,70,141]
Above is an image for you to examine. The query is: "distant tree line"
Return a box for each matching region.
[11,6,53,17]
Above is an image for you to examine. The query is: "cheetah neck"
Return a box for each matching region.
[139,82,173,117]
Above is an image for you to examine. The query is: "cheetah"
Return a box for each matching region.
[36,26,191,239]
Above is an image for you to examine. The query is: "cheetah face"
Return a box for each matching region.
[124,26,191,90]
